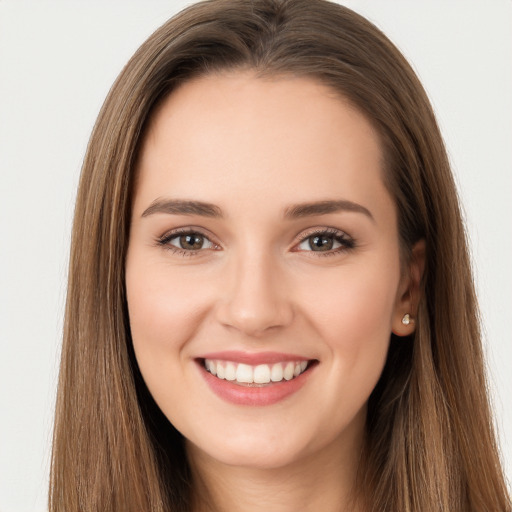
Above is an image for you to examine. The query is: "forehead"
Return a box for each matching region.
[134,72,391,221]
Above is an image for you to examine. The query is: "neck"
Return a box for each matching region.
[187,421,365,512]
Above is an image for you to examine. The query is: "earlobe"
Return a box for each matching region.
[392,239,426,337]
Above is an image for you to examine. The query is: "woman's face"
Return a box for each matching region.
[126,72,414,470]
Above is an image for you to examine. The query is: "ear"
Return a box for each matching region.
[392,239,426,336]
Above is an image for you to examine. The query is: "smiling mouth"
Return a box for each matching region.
[201,358,316,387]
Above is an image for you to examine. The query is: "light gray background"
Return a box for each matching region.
[1,1,511,511]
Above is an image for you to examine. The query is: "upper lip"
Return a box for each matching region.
[198,351,314,365]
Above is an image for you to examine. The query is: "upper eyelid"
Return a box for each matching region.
[292,226,352,245]
[158,226,218,244]
[295,226,349,239]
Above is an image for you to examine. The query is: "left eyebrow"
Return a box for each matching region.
[283,199,374,222]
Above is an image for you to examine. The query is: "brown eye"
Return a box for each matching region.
[168,232,214,251]
[181,234,204,250]
[308,235,334,251]
[296,229,354,254]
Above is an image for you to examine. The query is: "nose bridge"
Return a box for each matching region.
[217,244,293,336]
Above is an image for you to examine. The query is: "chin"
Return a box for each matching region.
[193,416,361,474]
[186,427,315,471]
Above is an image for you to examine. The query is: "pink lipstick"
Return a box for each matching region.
[196,351,317,406]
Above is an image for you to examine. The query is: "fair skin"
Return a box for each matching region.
[126,72,422,512]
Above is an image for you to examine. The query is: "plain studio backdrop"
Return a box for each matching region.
[0,1,511,511]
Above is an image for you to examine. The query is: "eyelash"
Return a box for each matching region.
[296,227,356,257]
[156,227,356,258]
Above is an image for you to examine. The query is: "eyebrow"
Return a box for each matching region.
[141,198,373,222]
[141,199,223,218]
[283,199,374,222]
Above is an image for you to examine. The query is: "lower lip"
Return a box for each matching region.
[197,361,315,406]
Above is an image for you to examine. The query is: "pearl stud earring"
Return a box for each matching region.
[401,313,411,326]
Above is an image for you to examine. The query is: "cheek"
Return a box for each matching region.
[125,254,215,422]
[126,258,206,346]
[299,259,400,402]
[125,256,209,387]
[303,261,399,346]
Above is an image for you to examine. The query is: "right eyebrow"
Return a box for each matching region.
[141,198,224,218]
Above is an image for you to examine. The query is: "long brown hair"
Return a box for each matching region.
[49,1,511,510]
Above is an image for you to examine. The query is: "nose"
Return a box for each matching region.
[215,250,294,337]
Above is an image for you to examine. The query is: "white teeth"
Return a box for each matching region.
[206,359,217,375]
[204,359,310,384]
[270,363,283,382]
[236,363,253,383]
[254,364,271,384]
[283,362,294,381]
[225,362,236,381]
[216,364,226,379]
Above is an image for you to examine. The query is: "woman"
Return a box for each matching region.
[49,0,511,510]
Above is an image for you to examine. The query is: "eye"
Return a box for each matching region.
[296,228,355,254]
[157,229,218,255]
[170,233,213,251]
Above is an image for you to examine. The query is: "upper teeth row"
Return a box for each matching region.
[205,359,308,384]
